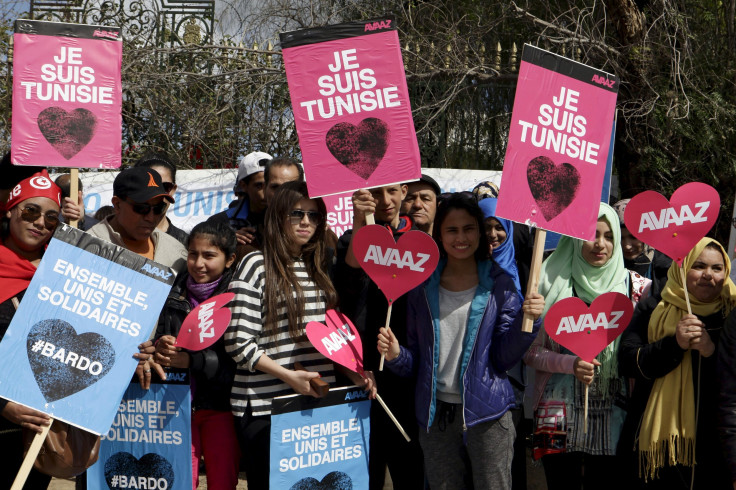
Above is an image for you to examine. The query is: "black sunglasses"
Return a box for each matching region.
[19,205,59,230]
[126,199,167,216]
[288,209,323,225]
[161,182,175,193]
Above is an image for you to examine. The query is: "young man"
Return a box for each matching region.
[336,183,424,490]
[264,157,303,205]
[401,174,440,234]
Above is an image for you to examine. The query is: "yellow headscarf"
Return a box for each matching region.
[638,238,736,479]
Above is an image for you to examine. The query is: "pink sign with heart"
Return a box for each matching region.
[495,45,618,241]
[175,293,235,351]
[280,19,421,197]
[623,182,720,266]
[306,310,364,374]
[352,225,439,304]
[544,292,633,362]
[11,20,122,168]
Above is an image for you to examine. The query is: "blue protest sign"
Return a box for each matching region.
[0,225,175,435]
[270,386,370,490]
[87,370,192,490]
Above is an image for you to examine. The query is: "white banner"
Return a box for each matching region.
[73,168,503,233]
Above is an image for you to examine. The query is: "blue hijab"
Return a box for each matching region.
[478,198,522,299]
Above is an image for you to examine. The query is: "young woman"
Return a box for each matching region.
[0,171,60,489]
[524,203,650,490]
[377,193,545,490]
[154,221,240,489]
[225,181,375,490]
[619,238,735,489]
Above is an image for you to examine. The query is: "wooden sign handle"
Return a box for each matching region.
[375,393,411,442]
[522,229,547,333]
[365,212,375,225]
[378,302,393,371]
[294,362,329,397]
[678,265,692,315]
[69,168,79,229]
[583,384,589,434]
[12,420,52,490]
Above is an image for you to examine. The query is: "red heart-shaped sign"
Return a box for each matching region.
[544,292,633,362]
[623,183,720,266]
[306,310,364,374]
[175,293,235,351]
[352,226,440,303]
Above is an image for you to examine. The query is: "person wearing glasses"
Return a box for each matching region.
[87,167,187,273]
[134,153,188,246]
[0,171,60,489]
[225,181,375,490]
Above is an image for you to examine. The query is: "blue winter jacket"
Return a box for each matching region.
[386,259,541,431]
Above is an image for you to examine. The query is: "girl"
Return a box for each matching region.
[225,181,375,490]
[154,221,240,489]
[0,171,60,489]
[378,193,544,490]
[619,239,735,489]
[524,203,650,490]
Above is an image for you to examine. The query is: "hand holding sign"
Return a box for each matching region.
[352,225,439,369]
[544,292,633,433]
[306,310,411,442]
[623,182,720,266]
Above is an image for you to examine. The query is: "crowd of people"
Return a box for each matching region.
[0,149,735,490]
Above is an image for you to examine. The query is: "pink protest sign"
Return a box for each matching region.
[352,225,439,304]
[496,45,618,241]
[11,20,122,168]
[623,183,720,266]
[280,18,421,197]
[324,191,354,238]
[306,310,364,374]
[175,293,235,351]
[544,292,633,362]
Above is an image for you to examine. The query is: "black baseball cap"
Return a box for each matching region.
[113,167,175,203]
[417,174,441,195]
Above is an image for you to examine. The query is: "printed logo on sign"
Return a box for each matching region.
[166,372,187,382]
[198,301,215,343]
[140,264,172,280]
[345,390,368,401]
[321,320,357,355]
[591,74,616,88]
[555,311,625,335]
[362,245,431,272]
[93,29,119,40]
[364,20,392,31]
[638,202,710,233]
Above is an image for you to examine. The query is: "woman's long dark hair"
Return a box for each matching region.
[433,193,490,262]
[262,181,337,339]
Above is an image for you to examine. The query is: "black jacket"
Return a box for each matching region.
[618,294,731,488]
[717,308,736,483]
[155,269,236,412]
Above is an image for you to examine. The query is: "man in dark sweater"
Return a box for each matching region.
[336,183,424,489]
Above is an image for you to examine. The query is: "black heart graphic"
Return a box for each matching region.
[104,452,174,490]
[526,156,581,221]
[37,107,97,160]
[326,118,389,179]
[290,471,353,490]
[27,319,115,403]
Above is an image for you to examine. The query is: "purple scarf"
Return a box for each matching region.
[186,275,223,307]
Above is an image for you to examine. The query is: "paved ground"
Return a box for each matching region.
[48,450,547,489]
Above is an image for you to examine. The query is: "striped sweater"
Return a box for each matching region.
[225,252,335,416]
